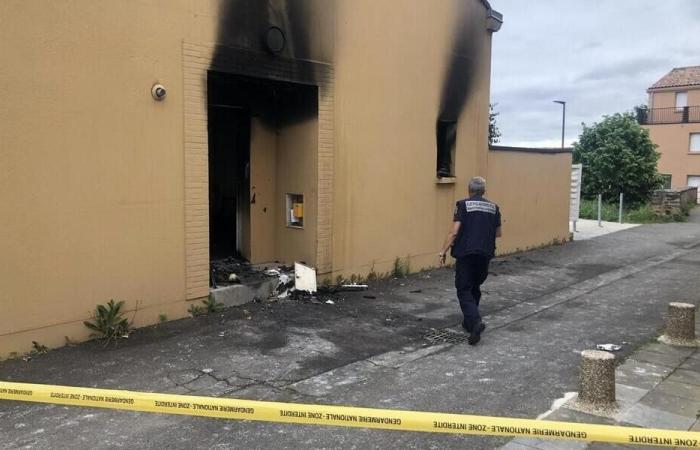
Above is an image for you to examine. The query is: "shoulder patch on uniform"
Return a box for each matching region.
[464,200,497,215]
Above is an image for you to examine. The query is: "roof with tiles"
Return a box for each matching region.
[649,66,700,90]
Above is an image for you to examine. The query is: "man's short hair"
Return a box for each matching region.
[468,176,486,196]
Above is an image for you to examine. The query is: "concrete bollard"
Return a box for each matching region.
[659,302,698,347]
[577,350,616,410]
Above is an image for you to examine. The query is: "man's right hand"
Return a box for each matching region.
[438,252,447,266]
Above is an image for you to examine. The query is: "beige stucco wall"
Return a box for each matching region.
[0,0,332,357]
[649,88,700,109]
[0,0,216,357]
[0,0,571,358]
[486,150,573,254]
[331,0,493,278]
[647,123,700,187]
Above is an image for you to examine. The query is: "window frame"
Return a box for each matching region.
[436,120,457,179]
[661,174,672,189]
[689,133,700,153]
[675,91,688,109]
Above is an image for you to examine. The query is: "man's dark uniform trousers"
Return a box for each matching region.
[451,196,501,334]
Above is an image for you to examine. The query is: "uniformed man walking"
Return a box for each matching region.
[439,177,501,345]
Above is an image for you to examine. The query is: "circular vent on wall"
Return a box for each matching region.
[265,26,286,54]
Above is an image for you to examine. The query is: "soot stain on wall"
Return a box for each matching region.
[208,71,318,128]
[438,2,484,124]
[209,1,318,126]
[436,2,484,176]
[210,0,315,79]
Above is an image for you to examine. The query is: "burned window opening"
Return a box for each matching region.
[436,120,457,178]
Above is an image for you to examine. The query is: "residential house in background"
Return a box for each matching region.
[640,66,700,195]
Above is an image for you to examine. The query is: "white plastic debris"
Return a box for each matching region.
[202,368,213,374]
[265,269,281,277]
[228,273,240,283]
[340,284,368,291]
[294,262,317,293]
[596,344,622,352]
[325,300,335,305]
[279,274,291,285]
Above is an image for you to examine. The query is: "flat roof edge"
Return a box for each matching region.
[489,145,573,155]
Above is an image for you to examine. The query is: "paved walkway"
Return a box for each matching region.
[503,332,700,449]
[1,221,700,449]
[570,219,640,241]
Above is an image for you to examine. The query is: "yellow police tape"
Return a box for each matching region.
[1,381,699,448]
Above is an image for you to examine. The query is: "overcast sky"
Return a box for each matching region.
[490,0,699,148]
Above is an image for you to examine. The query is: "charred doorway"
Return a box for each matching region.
[207,70,318,266]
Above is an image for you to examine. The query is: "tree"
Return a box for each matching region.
[573,112,662,206]
[489,103,501,145]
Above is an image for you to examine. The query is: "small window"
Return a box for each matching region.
[436,120,457,178]
[286,193,304,228]
[689,176,700,204]
[675,91,687,110]
[690,133,700,153]
[661,174,672,189]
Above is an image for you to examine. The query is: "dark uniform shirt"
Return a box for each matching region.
[451,196,501,259]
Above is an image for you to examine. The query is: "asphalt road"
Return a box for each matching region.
[1,217,700,449]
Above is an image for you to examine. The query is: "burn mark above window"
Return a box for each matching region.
[436,120,457,178]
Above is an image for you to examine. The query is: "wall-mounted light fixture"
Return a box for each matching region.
[482,1,503,32]
[151,84,167,101]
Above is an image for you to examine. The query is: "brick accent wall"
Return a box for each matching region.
[182,42,334,300]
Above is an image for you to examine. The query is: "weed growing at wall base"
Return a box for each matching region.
[188,295,224,317]
[392,257,411,278]
[83,300,132,344]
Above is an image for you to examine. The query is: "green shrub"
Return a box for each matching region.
[573,112,662,206]
[579,199,692,224]
[579,199,620,221]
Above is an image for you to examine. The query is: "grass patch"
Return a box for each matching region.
[579,199,694,224]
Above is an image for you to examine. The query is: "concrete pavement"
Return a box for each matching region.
[570,219,640,241]
[1,219,700,449]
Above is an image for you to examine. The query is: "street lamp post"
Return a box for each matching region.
[555,100,570,230]
[553,100,566,150]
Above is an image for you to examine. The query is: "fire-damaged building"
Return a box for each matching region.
[0,0,572,357]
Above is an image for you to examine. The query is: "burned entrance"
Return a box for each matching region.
[207,71,319,269]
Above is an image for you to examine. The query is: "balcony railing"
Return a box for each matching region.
[637,106,700,125]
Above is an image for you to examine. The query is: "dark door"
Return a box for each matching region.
[208,106,251,260]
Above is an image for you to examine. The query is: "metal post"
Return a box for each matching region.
[597,194,602,227]
[619,193,624,224]
[561,103,566,150]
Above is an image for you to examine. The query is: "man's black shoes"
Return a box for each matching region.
[467,322,486,346]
